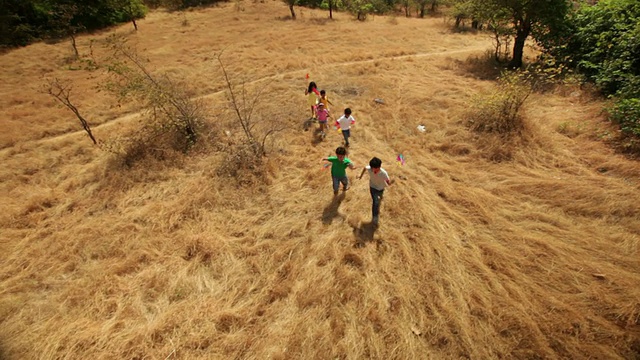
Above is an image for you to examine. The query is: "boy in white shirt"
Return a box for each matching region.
[335,108,356,147]
[358,157,392,225]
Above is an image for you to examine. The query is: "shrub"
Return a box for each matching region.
[467,71,532,135]
[102,35,205,161]
[611,98,640,137]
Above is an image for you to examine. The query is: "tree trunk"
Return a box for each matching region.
[289,5,296,19]
[70,33,79,59]
[329,0,333,19]
[509,17,531,69]
[128,5,138,30]
[419,4,426,18]
[430,0,436,12]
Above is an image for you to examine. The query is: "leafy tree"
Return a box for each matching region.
[501,0,570,68]
[0,0,147,47]
[452,0,570,68]
[400,0,414,17]
[542,0,640,146]
[343,0,387,20]
[282,0,298,19]
[571,0,640,95]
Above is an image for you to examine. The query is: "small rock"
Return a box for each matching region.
[374,98,385,104]
[411,325,422,336]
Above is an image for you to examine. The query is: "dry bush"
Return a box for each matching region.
[467,70,532,135]
[44,78,98,145]
[101,35,206,162]
[2,3,640,360]
[214,52,286,182]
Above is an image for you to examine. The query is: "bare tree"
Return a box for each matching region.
[105,36,202,151]
[45,78,98,145]
[215,53,286,158]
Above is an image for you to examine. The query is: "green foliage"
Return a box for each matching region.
[450,0,570,68]
[145,0,228,10]
[543,0,640,141]
[0,0,147,48]
[571,0,640,95]
[611,98,640,137]
[343,0,387,20]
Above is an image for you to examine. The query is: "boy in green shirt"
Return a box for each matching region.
[322,146,356,195]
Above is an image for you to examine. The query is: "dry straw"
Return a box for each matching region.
[0,1,639,359]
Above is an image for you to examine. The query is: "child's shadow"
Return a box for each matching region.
[322,193,345,225]
[310,129,325,147]
[302,117,316,131]
[353,221,380,248]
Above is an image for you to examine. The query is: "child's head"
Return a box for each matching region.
[316,102,324,110]
[369,157,382,173]
[308,81,317,92]
[344,108,352,116]
[336,146,347,160]
[320,90,326,96]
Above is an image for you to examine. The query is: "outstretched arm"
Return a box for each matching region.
[358,167,366,179]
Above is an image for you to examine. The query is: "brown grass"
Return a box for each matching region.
[1,2,639,359]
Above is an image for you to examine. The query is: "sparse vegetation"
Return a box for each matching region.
[1,3,639,360]
[101,35,205,161]
[540,0,640,154]
[467,70,532,135]
[45,78,98,145]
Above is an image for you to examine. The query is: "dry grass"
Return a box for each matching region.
[1,1,639,359]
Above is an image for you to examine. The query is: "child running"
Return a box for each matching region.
[319,90,334,109]
[358,157,392,225]
[335,108,356,147]
[305,81,320,118]
[316,102,331,139]
[323,146,356,195]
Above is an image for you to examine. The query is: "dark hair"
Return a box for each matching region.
[344,108,352,116]
[369,157,382,168]
[307,82,317,93]
[336,146,347,156]
[320,90,326,95]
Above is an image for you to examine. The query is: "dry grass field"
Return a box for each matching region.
[1,1,639,359]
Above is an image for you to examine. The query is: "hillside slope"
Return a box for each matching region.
[1,1,639,359]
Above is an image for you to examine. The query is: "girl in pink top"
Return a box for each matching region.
[315,102,331,139]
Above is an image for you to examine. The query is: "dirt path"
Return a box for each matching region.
[0,45,487,158]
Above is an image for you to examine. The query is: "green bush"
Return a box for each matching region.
[0,0,148,48]
[541,0,640,147]
[611,98,640,137]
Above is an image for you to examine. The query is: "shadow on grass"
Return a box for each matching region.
[352,221,381,248]
[322,192,345,225]
[455,50,506,81]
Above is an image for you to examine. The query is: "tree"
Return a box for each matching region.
[282,0,298,19]
[46,78,98,145]
[104,35,204,154]
[453,0,570,68]
[502,0,570,68]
